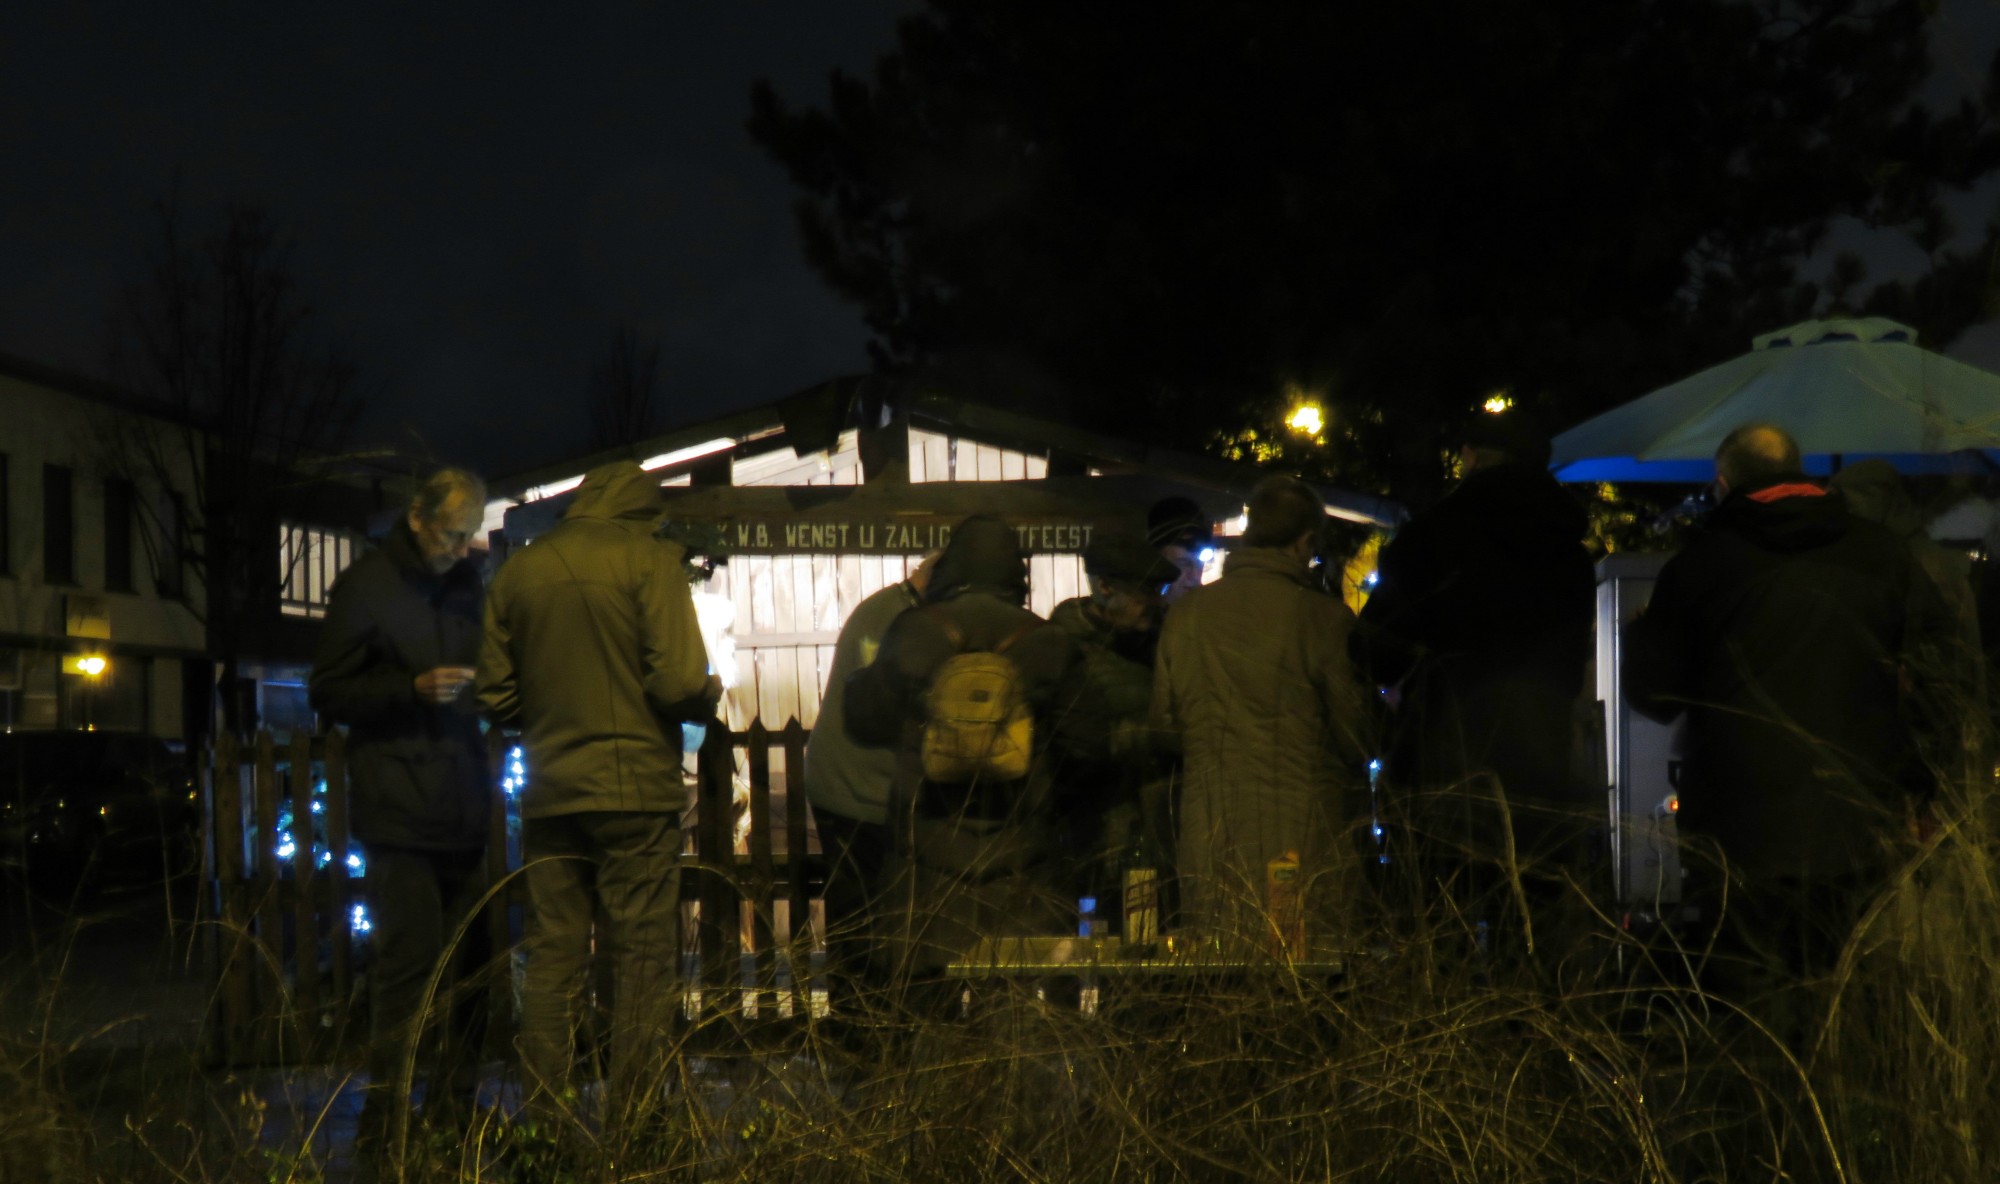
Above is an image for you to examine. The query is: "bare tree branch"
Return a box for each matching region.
[587,325,663,451]
[98,195,362,732]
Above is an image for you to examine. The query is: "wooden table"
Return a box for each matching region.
[947,934,1346,979]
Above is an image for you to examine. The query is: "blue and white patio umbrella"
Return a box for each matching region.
[1550,318,2000,482]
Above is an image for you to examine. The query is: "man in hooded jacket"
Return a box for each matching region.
[1356,411,1596,942]
[311,467,492,1138]
[843,515,1080,995]
[477,460,718,1115]
[1626,424,1934,1013]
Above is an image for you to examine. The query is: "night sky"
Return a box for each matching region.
[1,2,908,478]
[6,1,2000,482]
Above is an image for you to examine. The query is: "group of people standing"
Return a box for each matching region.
[807,412,1603,1004]
[306,410,1967,1142]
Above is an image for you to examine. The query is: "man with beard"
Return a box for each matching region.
[311,467,492,1145]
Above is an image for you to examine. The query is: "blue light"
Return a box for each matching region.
[310,799,324,814]
[346,851,365,873]
[1367,758,1382,774]
[351,902,373,935]
[1363,570,1379,588]
[317,849,332,866]
[501,745,527,798]
[1198,547,1216,564]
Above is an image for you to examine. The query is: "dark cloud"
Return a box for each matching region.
[0,2,910,476]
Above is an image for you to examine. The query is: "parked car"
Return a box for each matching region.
[0,730,197,885]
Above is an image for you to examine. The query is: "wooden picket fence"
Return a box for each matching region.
[201,718,820,1067]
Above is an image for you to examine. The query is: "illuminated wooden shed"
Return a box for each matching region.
[488,376,1399,739]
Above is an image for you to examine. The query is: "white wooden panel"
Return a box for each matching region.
[837,555,864,630]
[749,555,778,633]
[1027,554,1057,618]
[791,553,817,637]
[811,552,840,632]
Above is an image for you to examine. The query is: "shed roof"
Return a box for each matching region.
[492,373,1402,537]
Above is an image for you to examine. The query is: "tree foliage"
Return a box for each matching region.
[751,0,2000,503]
[105,196,361,730]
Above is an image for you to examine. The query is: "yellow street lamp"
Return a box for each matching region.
[1287,403,1325,436]
[62,653,109,677]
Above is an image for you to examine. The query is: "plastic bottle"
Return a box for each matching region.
[1265,850,1304,960]
[1121,820,1161,946]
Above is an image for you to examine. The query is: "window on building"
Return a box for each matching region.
[43,464,73,584]
[0,453,10,576]
[280,523,361,618]
[153,492,185,599]
[104,478,134,592]
[906,429,1049,483]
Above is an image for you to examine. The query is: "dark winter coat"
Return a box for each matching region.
[1624,476,1933,879]
[310,517,490,852]
[804,577,921,826]
[1827,460,1985,733]
[1151,546,1372,937]
[843,516,1081,972]
[845,518,1080,847]
[1045,596,1166,888]
[1355,461,1596,860]
[476,461,713,818]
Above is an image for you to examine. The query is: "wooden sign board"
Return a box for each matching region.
[721,517,1098,554]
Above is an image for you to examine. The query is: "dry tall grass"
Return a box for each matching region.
[6,763,1999,1183]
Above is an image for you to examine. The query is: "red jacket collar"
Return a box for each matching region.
[1744,482,1827,504]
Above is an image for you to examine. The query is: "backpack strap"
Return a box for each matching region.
[992,618,1040,656]
[924,604,967,652]
[923,604,1036,655]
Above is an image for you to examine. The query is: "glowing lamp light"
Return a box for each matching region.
[1287,404,1325,436]
[1482,394,1514,415]
[63,654,109,677]
[1197,546,1216,564]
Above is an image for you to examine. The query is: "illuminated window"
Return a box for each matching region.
[907,429,1049,482]
[279,523,363,618]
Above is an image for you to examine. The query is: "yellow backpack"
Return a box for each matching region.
[920,616,1039,784]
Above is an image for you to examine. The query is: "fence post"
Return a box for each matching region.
[288,730,322,1059]
[780,718,813,1017]
[694,720,739,1020]
[212,732,253,1065]
[485,730,513,1043]
[253,731,283,1063]
[324,729,353,1046]
[746,719,776,1017]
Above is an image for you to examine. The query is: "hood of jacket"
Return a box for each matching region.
[1451,462,1589,554]
[1709,474,1848,552]
[1222,544,1315,585]
[565,460,664,525]
[927,514,1028,604]
[1826,459,1922,538]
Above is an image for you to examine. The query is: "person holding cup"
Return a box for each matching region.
[311,466,494,1150]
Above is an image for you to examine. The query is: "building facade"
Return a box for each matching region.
[0,355,206,742]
